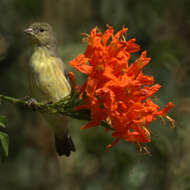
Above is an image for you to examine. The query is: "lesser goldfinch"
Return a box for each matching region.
[24,22,75,156]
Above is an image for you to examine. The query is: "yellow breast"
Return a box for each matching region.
[29,47,71,102]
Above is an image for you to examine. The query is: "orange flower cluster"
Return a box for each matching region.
[70,26,174,150]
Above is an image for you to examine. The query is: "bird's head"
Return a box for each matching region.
[24,22,56,47]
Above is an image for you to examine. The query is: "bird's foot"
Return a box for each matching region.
[20,96,30,101]
[27,98,38,111]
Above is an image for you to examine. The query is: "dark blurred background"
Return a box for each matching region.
[0,0,189,189]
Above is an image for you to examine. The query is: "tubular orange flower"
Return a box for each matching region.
[69,26,175,151]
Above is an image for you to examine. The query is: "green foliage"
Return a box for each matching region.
[0,115,7,128]
[0,115,9,160]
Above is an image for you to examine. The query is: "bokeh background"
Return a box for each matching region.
[0,0,189,189]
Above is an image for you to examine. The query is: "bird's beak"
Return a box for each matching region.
[24,27,34,36]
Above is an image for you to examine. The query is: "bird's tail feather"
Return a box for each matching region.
[55,134,75,157]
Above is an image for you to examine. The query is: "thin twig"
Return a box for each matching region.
[0,94,113,130]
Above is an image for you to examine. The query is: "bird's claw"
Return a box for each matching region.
[20,96,30,101]
[27,98,37,111]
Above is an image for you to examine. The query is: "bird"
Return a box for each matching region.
[24,22,75,156]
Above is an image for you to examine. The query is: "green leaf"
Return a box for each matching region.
[0,115,7,128]
[0,115,9,160]
[0,131,9,158]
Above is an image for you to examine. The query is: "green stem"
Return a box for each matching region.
[0,94,28,105]
[0,94,113,130]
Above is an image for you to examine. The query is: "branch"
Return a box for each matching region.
[0,94,112,130]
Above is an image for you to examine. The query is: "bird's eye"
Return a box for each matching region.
[39,28,45,32]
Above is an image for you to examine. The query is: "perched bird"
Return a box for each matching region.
[24,22,75,156]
